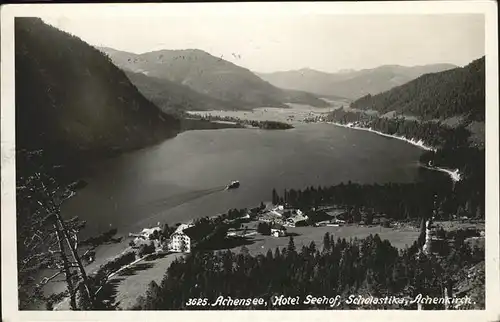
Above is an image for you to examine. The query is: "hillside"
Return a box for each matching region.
[257,64,457,99]
[350,57,485,121]
[99,47,329,110]
[15,18,180,162]
[124,70,240,114]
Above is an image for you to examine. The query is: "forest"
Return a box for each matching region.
[325,109,474,149]
[349,57,485,122]
[324,106,485,225]
[15,18,179,167]
[269,172,483,223]
[192,114,294,130]
[130,231,484,310]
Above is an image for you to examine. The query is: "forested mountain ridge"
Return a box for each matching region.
[15,18,180,163]
[124,70,240,114]
[350,57,485,121]
[257,63,457,99]
[15,17,181,310]
[99,47,330,110]
[325,56,486,150]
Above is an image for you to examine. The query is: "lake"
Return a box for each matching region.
[62,119,439,239]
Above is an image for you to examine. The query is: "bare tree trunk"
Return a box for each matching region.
[56,213,94,308]
[443,286,449,310]
[54,223,76,310]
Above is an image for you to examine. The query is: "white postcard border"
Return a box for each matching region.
[1,2,498,322]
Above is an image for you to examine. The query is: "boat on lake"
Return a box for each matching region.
[226,180,240,190]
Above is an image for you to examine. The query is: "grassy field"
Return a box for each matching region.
[99,223,420,310]
[53,219,479,310]
[433,220,485,231]
[227,223,420,257]
[88,223,419,310]
[105,253,182,310]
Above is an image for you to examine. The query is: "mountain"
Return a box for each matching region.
[123,70,240,114]
[15,18,180,162]
[350,57,485,121]
[257,64,457,99]
[99,47,329,110]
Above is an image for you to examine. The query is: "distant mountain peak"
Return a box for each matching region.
[145,48,211,56]
[259,63,458,99]
[102,46,330,110]
[297,67,327,74]
[337,68,356,74]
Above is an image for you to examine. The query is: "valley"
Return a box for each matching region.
[10,15,488,313]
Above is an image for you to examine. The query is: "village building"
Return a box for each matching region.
[283,218,295,227]
[258,211,284,223]
[226,227,256,238]
[259,205,308,225]
[174,223,194,233]
[168,230,191,253]
[226,228,238,237]
[129,224,195,253]
[284,210,309,227]
[332,218,345,224]
[325,208,347,218]
[270,206,285,217]
[422,219,434,255]
[270,223,286,237]
[129,226,162,239]
[129,226,163,249]
[421,217,453,256]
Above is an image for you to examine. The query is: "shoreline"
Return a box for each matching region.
[327,121,437,151]
[421,165,462,182]
[42,117,463,309]
[327,121,462,182]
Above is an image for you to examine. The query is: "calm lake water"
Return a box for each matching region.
[62,121,437,239]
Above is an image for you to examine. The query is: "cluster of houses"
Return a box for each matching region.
[248,204,350,237]
[129,204,352,252]
[129,223,194,254]
[255,205,304,237]
[223,205,298,239]
[258,205,308,227]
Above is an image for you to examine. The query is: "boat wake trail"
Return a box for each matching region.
[148,186,226,209]
[129,186,227,229]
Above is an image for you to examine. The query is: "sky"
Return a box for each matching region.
[41,13,485,73]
